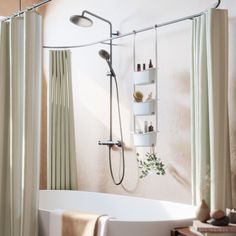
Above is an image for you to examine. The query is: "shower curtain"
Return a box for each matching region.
[48,50,77,190]
[191,9,232,210]
[0,11,42,236]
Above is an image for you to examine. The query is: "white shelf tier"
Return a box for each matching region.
[133,68,157,85]
[133,132,157,147]
[133,100,156,116]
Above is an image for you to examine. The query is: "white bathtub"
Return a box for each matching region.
[39,190,196,236]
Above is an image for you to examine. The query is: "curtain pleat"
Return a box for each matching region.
[191,9,232,210]
[0,11,42,236]
[10,17,24,236]
[0,21,11,236]
[22,11,42,236]
[48,50,77,190]
[67,52,77,189]
[61,52,66,189]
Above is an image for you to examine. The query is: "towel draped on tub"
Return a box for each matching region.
[49,210,110,236]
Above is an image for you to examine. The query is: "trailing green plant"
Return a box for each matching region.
[137,152,166,179]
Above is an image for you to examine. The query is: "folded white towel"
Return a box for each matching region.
[49,209,110,236]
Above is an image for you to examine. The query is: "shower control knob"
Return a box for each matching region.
[116,141,122,147]
[98,140,122,147]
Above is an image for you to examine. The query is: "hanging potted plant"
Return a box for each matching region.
[136,151,166,179]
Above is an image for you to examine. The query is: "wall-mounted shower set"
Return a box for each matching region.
[70,11,126,185]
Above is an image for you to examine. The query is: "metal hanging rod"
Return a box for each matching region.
[2,0,52,22]
[19,0,22,11]
[44,0,221,49]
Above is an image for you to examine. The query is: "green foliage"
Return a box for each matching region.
[137,152,166,179]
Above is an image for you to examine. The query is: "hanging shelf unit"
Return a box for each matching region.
[132,29,158,147]
[132,67,158,147]
[133,67,156,85]
[132,68,158,147]
[133,99,156,116]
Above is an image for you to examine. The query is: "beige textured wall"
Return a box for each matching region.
[2,0,236,204]
[43,0,236,204]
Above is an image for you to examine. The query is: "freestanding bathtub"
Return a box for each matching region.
[39,190,196,236]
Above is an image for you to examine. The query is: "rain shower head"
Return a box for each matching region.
[99,49,116,77]
[99,49,110,61]
[69,15,93,27]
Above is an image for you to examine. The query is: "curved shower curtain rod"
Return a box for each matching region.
[44,0,221,49]
[1,0,52,22]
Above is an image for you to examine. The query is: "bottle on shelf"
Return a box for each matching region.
[145,92,153,102]
[137,64,141,71]
[144,121,148,133]
[143,63,146,70]
[148,122,154,132]
[149,59,153,68]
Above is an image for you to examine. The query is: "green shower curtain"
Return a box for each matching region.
[0,11,42,236]
[48,50,78,190]
[191,9,232,210]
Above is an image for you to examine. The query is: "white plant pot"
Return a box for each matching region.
[133,132,157,147]
[133,100,156,116]
[133,68,156,85]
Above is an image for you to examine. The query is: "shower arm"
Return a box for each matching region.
[81,10,115,65]
[82,11,114,34]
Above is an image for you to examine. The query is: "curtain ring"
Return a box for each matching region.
[11,13,16,19]
[33,3,38,11]
[15,11,22,17]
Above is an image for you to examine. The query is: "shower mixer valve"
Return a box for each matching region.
[98,140,122,147]
[106,71,112,76]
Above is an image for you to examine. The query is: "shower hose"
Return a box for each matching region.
[108,75,125,185]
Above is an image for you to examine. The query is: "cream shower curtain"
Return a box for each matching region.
[191,9,232,210]
[48,50,77,190]
[0,11,42,236]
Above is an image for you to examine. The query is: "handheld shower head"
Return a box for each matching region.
[98,49,116,77]
[99,49,110,61]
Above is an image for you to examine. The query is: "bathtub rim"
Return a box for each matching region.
[39,190,197,223]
